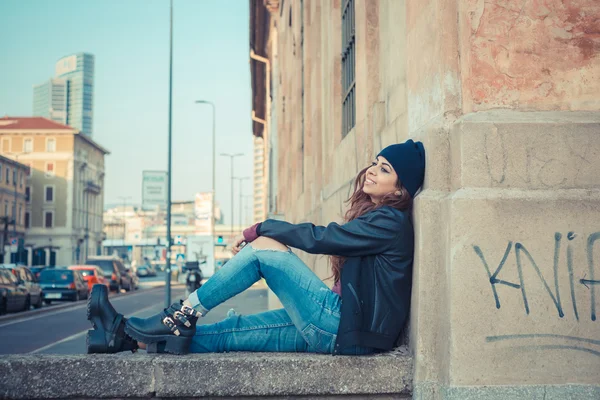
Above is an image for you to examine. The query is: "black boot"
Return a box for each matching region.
[125,301,201,355]
[87,284,138,354]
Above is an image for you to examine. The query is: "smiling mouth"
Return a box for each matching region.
[365,178,376,185]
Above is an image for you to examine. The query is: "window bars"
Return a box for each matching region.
[341,0,356,137]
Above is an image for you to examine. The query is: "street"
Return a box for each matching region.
[0,273,268,355]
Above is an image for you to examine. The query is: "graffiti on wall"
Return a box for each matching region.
[474,231,600,321]
[474,231,600,357]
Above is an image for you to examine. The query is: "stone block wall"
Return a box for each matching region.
[262,0,600,398]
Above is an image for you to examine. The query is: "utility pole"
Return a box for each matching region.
[194,100,216,243]
[220,153,244,240]
[117,196,131,243]
[243,194,253,225]
[234,177,250,229]
[165,0,174,307]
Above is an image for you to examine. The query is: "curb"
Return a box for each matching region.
[0,283,183,324]
[0,353,413,399]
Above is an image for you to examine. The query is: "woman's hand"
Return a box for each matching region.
[231,235,247,255]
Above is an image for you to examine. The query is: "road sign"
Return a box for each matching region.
[142,171,168,210]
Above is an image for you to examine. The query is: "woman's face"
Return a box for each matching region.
[363,156,399,203]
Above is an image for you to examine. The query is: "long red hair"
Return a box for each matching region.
[329,164,413,283]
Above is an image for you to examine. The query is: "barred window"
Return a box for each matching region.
[341,0,355,137]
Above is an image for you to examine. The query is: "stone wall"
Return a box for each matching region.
[262,0,600,398]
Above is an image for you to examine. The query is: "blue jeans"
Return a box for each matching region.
[186,244,373,355]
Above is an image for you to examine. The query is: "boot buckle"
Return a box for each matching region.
[162,316,180,336]
[181,304,202,318]
[173,311,191,327]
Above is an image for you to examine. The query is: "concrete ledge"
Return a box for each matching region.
[0,352,413,399]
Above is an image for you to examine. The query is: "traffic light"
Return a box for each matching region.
[216,236,225,246]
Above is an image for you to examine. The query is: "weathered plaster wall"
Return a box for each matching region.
[461,0,600,112]
[266,1,600,398]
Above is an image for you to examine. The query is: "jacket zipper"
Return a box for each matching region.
[347,283,362,314]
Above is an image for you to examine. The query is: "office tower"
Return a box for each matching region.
[33,53,95,137]
[32,78,69,125]
[55,53,94,137]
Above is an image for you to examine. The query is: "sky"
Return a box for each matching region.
[0,0,254,225]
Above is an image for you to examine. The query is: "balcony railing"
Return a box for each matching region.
[84,180,101,194]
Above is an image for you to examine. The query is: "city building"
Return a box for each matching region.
[33,53,95,137]
[250,0,600,397]
[32,78,69,125]
[252,136,266,223]
[0,155,29,264]
[0,116,109,266]
[102,199,232,274]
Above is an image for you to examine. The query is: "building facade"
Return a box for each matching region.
[32,78,69,126]
[0,155,28,264]
[252,136,266,223]
[0,117,108,266]
[55,53,94,137]
[250,0,600,398]
[33,53,95,137]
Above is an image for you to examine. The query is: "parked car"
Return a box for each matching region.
[0,269,30,314]
[85,256,134,292]
[30,265,52,279]
[1,265,43,309]
[39,268,89,304]
[68,265,109,292]
[136,264,157,277]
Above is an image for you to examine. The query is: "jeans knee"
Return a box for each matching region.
[250,237,289,252]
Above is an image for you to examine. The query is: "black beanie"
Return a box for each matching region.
[377,139,426,198]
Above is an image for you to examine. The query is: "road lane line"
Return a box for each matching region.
[0,286,183,329]
[29,331,89,354]
[28,302,176,354]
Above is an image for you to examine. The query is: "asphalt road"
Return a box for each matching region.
[0,274,269,355]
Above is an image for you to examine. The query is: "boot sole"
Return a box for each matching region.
[87,284,108,329]
[87,329,107,354]
[124,324,192,355]
[86,285,109,353]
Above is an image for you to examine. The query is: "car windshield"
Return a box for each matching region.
[39,270,73,283]
[85,260,114,274]
[77,269,95,277]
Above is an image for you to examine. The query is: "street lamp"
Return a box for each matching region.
[243,194,253,226]
[117,196,132,243]
[194,100,216,240]
[220,153,244,239]
[165,0,175,307]
[234,177,250,229]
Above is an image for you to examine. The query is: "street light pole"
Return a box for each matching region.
[194,100,216,241]
[220,153,244,240]
[243,194,253,225]
[165,0,174,307]
[234,177,250,229]
[117,196,131,243]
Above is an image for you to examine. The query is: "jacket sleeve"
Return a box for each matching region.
[256,208,403,257]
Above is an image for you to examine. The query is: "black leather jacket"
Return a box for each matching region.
[257,206,414,354]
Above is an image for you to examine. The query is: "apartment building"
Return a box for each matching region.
[0,155,29,263]
[0,117,109,265]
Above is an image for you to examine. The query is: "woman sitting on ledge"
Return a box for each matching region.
[87,139,425,356]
